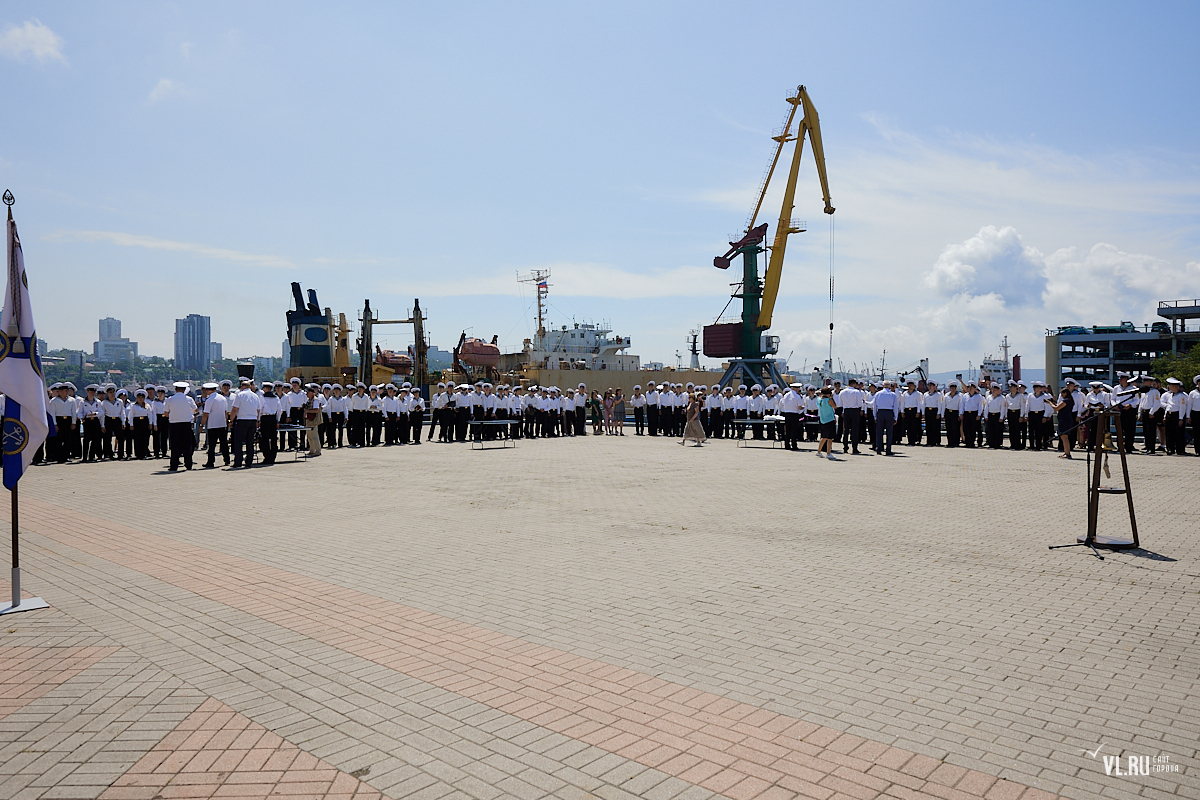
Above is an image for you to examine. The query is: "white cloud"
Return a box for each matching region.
[0,19,65,63]
[51,230,294,269]
[924,225,1046,307]
[148,78,184,104]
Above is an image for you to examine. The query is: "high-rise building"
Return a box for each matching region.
[281,339,290,370]
[94,317,138,362]
[98,317,121,341]
[174,314,211,372]
[210,342,223,362]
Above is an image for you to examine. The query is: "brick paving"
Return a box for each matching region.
[1,435,1196,800]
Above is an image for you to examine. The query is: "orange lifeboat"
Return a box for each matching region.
[458,337,500,368]
[374,346,413,375]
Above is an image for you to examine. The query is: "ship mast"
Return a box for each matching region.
[519,270,551,337]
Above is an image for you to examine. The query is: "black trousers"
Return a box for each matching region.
[370,412,383,445]
[842,408,861,452]
[132,418,152,459]
[574,407,586,435]
[455,408,470,442]
[103,418,122,459]
[410,410,423,442]
[168,421,194,470]
[945,410,960,447]
[232,419,256,466]
[903,409,920,445]
[54,417,74,463]
[963,411,980,447]
[634,406,645,434]
[397,412,411,444]
[155,415,169,456]
[260,415,278,464]
[925,409,941,446]
[205,427,229,466]
[986,412,1004,448]
[1027,411,1045,450]
[82,418,103,461]
[1117,406,1137,452]
[1139,410,1157,452]
[289,407,305,449]
[1007,410,1023,449]
[1164,411,1184,454]
[783,412,801,450]
[647,407,659,436]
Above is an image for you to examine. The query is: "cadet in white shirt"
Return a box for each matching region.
[200,383,230,468]
[1162,378,1189,455]
[101,385,125,461]
[164,382,198,471]
[126,389,156,460]
[259,382,282,465]
[922,382,943,447]
[79,385,105,462]
[1004,380,1026,450]
[1025,381,1055,451]
[1137,375,1162,453]
[898,381,924,446]
[230,379,263,468]
[778,382,804,450]
[836,380,866,454]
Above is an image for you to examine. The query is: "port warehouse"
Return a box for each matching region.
[1045,298,1200,385]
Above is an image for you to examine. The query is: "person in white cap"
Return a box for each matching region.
[101,385,125,461]
[1136,375,1161,453]
[324,384,344,449]
[1162,377,1188,455]
[836,379,865,454]
[200,382,230,468]
[922,380,943,448]
[429,382,447,442]
[80,385,104,462]
[258,380,282,465]
[152,386,169,458]
[230,379,262,468]
[777,383,803,450]
[645,383,659,436]
[164,382,198,471]
[126,389,156,460]
[574,382,587,436]
[629,384,646,435]
[1025,382,1054,451]
[409,385,425,444]
[48,383,77,464]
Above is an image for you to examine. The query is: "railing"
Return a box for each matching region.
[1158,299,1200,308]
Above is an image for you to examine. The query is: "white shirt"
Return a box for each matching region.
[231,389,262,420]
[923,390,943,415]
[1137,387,1160,414]
[898,390,923,412]
[985,393,1007,414]
[1162,389,1188,413]
[261,394,283,419]
[164,392,198,424]
[942,391,962,412]
[837,387,865,410]
[960,392,984,414]
[203,393,228,428]
[777,390,803,414]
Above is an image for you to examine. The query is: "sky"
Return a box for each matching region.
[2,2,1198,374]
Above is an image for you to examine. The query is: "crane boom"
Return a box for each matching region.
[757,85,834,330]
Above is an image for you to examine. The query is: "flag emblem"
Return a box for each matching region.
[2,418,28,456]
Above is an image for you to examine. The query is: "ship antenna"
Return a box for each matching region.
[518,270,551,337]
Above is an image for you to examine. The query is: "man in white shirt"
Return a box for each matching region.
[837,379,865,455]
[164,382,198,471]
[1004,380,1025,450]
[259,381,282,465]
[80,384,105,462]
[960,383,984,448]
[201,382,229,469]
[923,381,943,447]
[48,383,77,464]
[230,379,262,468]
[778,383,804,451]
[942,381,962,447]
[1162,378,1189,455]
[899,381,924,446]
[747,384,766,440]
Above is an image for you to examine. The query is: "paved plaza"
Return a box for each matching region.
[0,435,1195,800]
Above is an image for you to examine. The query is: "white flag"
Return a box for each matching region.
[0,208,53,488]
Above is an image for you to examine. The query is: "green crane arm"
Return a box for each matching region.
[757,85,835,331]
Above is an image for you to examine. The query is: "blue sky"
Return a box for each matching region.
[2,2,1198,373]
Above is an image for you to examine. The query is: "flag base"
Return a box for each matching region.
[0,596,48,615]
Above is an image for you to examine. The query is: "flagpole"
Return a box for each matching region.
[9,483,17,608]
[0,191,47,616]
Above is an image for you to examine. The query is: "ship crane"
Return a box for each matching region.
[706,84,834,389]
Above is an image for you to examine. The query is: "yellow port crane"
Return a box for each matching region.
[706,85,834,388]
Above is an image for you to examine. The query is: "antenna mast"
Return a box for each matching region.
[518,270,551,337]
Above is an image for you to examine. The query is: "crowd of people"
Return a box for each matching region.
[28,370,1200,470]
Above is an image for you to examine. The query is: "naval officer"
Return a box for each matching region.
[164,381,198,471]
